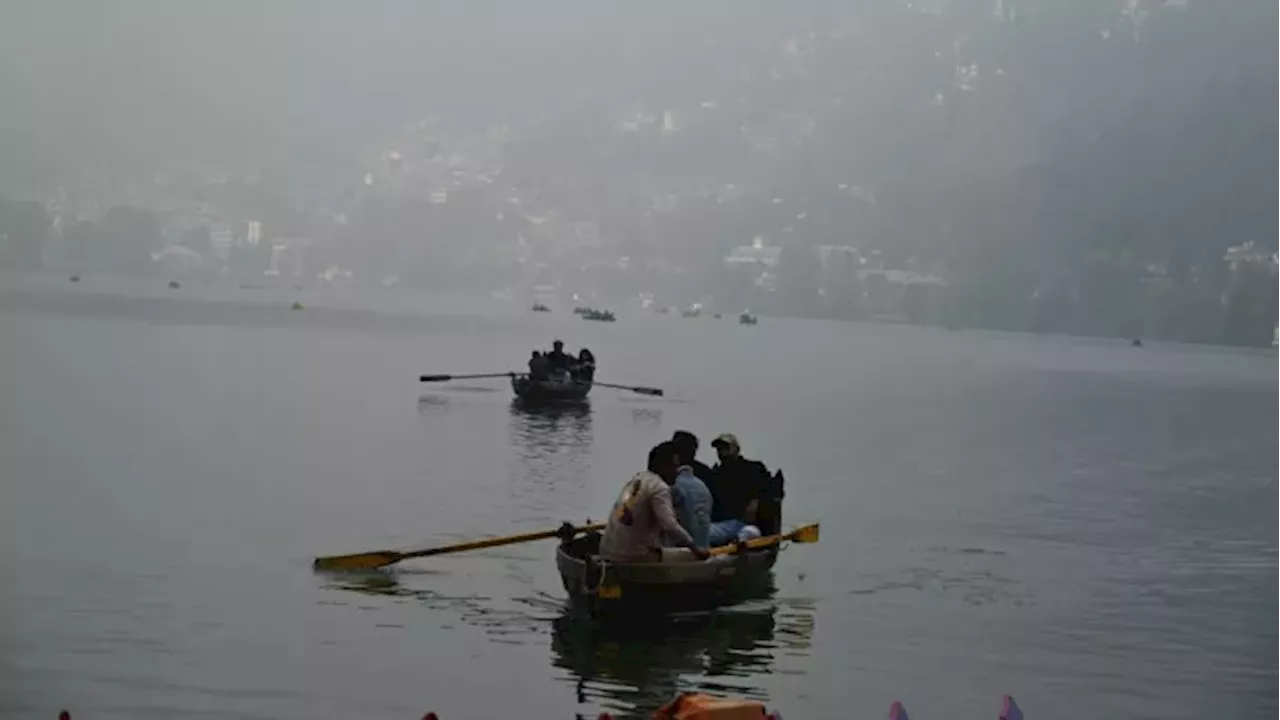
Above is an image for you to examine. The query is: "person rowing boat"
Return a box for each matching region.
[599,442,709,563]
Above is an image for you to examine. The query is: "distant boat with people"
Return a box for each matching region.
[739,311,758,325]
[531,302,551,313]
[511,373,593,404]
[581,309,616,322]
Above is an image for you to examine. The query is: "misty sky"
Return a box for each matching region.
[0,1,815,173]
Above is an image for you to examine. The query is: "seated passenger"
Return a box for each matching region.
[528,351,548,381]
[665,446,713,550]
[705,433,780,546]
[671,430,714,483]
[577,348,596,381]
[546,340,570,370]
[600,442,709,563]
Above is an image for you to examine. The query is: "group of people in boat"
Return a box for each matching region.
[527,340,595,383]
[599,431,783,562]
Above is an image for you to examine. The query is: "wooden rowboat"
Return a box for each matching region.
[511,373,592,404]
[556,531,778,616]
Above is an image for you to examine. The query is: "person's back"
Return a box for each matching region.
[600,443,706,563]
[599,471,669,562]
[530,352,549,380]
[667,466,712,549]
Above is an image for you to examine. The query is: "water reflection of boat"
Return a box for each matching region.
[506,400,593,466]
[506,401,594,506]
[550,578,816,717]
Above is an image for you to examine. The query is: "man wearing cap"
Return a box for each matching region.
[706,433,778,546]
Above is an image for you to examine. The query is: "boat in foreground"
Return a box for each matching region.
[511,373,593,404]
[557,531,779,616]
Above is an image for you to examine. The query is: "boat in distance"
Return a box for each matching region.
[511,373,592,404]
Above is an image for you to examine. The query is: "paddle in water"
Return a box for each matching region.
[313,521,604,571]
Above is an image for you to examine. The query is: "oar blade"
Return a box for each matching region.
[313,550,403,571]
[419,375,452,382]
[792,522,820,543]
[633,386,664,396]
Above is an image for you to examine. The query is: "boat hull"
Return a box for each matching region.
[556,533,778,616]
[511,374,592,404]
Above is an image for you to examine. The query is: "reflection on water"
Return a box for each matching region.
[550,575,817,718]
[321,568,815,719]
[506,402,595,523]
[628,407,664,426]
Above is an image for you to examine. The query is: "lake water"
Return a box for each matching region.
[1,279,1275,719]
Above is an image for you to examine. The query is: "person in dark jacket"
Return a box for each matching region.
[577,348,596,381]
[705,433,783,545]
[528,351,549,381]
[546,340,571,374]
[671,430,713,482]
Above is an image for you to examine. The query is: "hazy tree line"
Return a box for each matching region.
[0,0,1275,345]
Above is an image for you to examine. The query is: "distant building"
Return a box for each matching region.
[1223,242,1276,272]
[209,224,234,261]
[265,237,312,278]
[724,236,782,267]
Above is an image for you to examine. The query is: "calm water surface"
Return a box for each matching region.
[0,281,1275,719]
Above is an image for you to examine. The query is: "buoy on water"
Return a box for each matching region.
[168,280,181,289]
[292,301,304,310]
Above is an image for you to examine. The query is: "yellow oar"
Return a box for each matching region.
[313,522,604,571]
[708,522,820,557]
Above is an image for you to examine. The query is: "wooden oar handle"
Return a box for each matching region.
[399,522,605,560]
